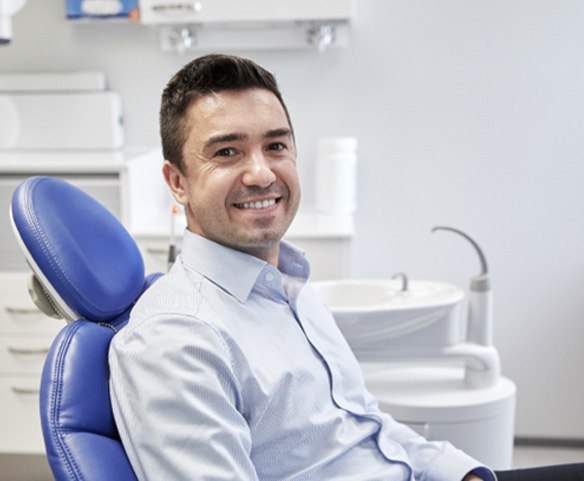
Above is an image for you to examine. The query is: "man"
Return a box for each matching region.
[109,54,582,480]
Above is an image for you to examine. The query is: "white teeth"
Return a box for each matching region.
[239,199,276,209]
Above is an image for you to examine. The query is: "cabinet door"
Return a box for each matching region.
[0,272,57,455]
[0,376,45,454]
[0,337,53,375]
[139,0,353,24]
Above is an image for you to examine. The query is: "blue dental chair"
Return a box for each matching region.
[10,176,161,481]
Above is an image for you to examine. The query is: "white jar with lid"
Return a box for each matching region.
[315,137,358,214]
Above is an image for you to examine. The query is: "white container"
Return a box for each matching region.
[315,137,358,214]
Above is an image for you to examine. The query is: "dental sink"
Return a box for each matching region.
[313,279,464,309]
[312,279,465,362]
[312,228,502,388]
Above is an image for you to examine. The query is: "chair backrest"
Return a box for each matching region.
[10,176,161,481]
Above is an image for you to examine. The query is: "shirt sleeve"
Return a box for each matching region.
[109,314,259,481]
[376,412,497,481]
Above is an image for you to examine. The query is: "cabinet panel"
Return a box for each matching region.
[0,272,55,454]
[140,0,354,25]
[137,237,175,275]
[0,273,64,336]
[0,337,52,375]
[0,376,44,454]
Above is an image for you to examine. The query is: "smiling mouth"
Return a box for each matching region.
[234,198,279,210]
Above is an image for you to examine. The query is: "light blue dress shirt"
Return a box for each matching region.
[109,230,494,481]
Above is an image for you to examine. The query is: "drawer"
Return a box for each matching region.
[0,272,65,336]
[0,337,52,375]
[0,303,64,337]
[0,375,45,454]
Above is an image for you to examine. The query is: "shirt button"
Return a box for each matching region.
[265,272,274,282]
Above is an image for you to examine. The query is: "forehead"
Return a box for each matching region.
[186,88,289,131]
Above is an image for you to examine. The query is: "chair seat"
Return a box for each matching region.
[41,320,139,481]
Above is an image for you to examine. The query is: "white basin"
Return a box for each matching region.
[312,279,465,361]
[314,279,463,310]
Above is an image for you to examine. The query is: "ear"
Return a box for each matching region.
[163,160,188,206]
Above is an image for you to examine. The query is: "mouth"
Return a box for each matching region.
[234,198,279,210]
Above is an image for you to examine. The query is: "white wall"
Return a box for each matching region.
[2,0,584,440]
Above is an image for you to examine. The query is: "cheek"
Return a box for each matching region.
[191,167,240,206]
[279,161,301,189]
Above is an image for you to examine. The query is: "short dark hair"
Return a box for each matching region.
[160,54,293,172]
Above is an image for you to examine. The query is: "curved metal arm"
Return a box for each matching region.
[432,226,488,275]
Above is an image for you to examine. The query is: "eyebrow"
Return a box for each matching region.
[204,133,247,150]
[265,128,293,139]
[204,128,293,151]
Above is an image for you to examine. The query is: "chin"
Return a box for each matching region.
[232,229,285,250]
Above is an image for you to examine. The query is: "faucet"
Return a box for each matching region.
[391,272,409,292]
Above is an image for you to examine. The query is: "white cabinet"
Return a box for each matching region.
[139,0,355,52]
[139,0,354,25]
[0,272,64,455]
[0,148,169,271]
[0,147,166,477]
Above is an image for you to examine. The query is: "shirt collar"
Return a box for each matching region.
[179,230,310,303]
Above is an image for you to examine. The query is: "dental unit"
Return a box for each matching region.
[314,226,499,387]
[313,227,516,469]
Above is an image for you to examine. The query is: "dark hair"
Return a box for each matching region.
[160,54,293,172]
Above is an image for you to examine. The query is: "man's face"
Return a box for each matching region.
[164,88,301,265]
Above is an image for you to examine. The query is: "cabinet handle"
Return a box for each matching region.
[5,306,40,315]
[8,346,50,356]
[152,2,202,13]
[146,247,181,256]
[146,247,168,256]
[11,386,40,395]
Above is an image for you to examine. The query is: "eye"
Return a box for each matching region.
[266,142,286,152]
[215,147,236,157]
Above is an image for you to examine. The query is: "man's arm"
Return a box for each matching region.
[109,315,259,481]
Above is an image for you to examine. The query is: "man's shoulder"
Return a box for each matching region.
[133,264,203,318]
[110,266,206,347]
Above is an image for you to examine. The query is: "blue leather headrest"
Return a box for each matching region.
[10,176,145,322]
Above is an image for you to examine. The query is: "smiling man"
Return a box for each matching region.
[108,55,584,481]
[163,87,300,266]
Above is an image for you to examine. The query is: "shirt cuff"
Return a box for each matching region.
[466,466,498,481]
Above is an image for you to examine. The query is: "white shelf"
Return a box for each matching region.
[0,146,155,173]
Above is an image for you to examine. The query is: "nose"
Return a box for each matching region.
[242,152,277,188]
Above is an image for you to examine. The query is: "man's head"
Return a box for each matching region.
[160,54,294,173]
[161,54,301,266]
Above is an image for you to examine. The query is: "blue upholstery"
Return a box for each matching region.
[11,176,146,321]
[10,176,162,481]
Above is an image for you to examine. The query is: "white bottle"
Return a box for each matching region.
[315,137,358,215]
